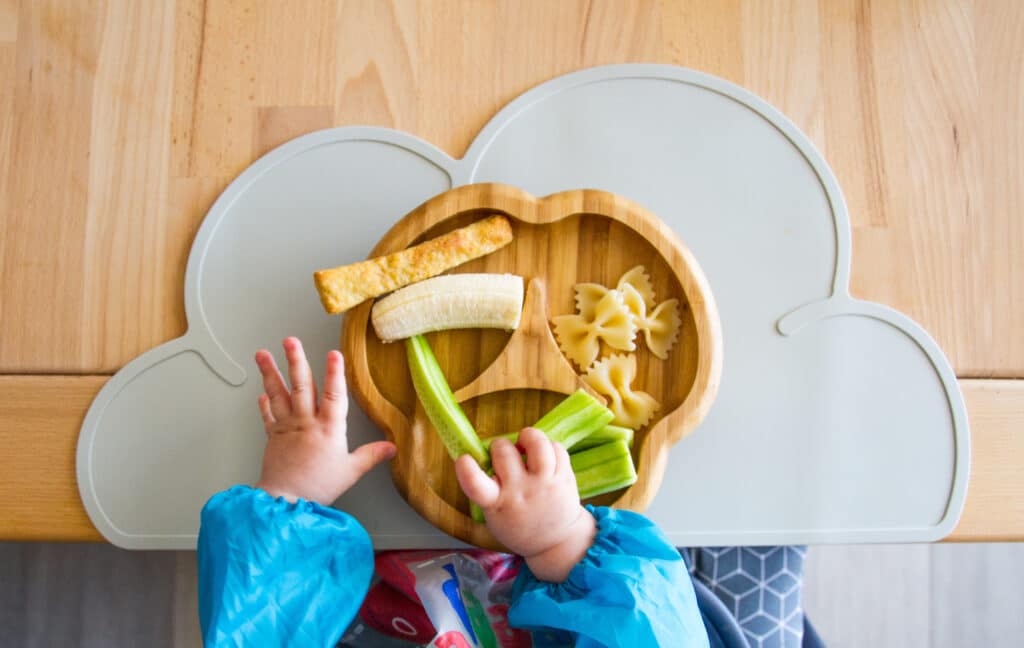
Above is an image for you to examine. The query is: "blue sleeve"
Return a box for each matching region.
[508,505,709,648]
[197,485,373,648]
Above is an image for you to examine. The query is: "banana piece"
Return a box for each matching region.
[371,273,524,342]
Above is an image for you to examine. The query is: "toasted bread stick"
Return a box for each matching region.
[313,215,514,314]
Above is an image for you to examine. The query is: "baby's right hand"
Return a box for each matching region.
[455,427,597,583]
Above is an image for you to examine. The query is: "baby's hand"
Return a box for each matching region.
[253,337,396,505]
[455,427,597,583]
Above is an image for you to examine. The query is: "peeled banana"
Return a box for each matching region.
[371,273,524,342]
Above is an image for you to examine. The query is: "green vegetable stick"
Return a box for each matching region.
[570,440,638,500]
[571,425,634,451]
[481,431,516,449]
[406,335,489,466]
[481,389,614,451]
[470,502,486,523]
[534,389,615,449]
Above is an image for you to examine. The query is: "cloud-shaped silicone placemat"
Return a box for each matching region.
[77,65,967,549]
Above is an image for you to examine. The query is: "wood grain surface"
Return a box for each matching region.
[342,184,722,548]
[951,380,1024,542]
[0,376,104,541]
[0,1,1021,540]
[451,278,599,404]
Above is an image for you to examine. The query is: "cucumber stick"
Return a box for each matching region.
[481,389,614,451]
[570,440,638,500]
[470,502,486,523]
[568,425,634,451]
[534,389,615,449]
[484,423,629,452]
[406,335,489,466]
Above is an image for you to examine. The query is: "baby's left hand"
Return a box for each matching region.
[253,337,396,505]
[456,428,596,582]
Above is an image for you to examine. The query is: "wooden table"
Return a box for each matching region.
[1,0,1021,542]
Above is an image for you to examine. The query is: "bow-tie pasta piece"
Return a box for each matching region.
[641,299,682,359]
[582,354,660,429]
[574,282,610,319]
[553,288,638,368]
[617,265,656,311]
[619,283,682,360]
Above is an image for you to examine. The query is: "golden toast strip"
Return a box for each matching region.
[313,215,514,314]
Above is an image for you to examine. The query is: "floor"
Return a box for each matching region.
[0,543,1021,647]
[803,544,1024,647]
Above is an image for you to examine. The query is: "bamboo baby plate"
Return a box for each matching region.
[343,183,722,549]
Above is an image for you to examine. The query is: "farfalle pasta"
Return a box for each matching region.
[574,282,612,320]
[617,266,656,310]
[553,265,682,365]
[619,283,682,360]
[552,288,637,368]
[582,354,660,429]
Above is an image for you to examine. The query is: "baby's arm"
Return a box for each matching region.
[197,338,396,647]
[456,428,710,648]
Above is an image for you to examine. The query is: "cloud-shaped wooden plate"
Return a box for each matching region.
[343,183,722,549]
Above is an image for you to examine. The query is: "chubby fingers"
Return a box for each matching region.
[319,350,349,425]
[455,455,500,508]
[519,427,556,476]
[283,337,316,416]
[348,440,397,481]
[552,440,575,486]
[255,349,291,419]
[490,437,526,486]
[257,393,275,429]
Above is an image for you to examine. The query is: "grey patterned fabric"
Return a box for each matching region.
[688,547,808,648]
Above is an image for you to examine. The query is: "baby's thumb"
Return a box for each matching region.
[454,455,499,509]
[349,441,397,480]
